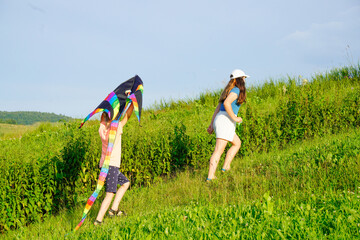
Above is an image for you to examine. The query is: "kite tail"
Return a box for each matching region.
[74,120,119,232]
[119,94,140,123]
[129,94,141,123]
[133,84,143,123]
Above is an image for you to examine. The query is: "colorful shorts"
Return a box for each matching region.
[105,166,130,193]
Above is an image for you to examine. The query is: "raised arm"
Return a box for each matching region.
[99,123,109,140]
[117,104,134,136]
[121,104,134,126]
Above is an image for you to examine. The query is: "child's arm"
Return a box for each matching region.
[99,123,108,140]
[117,104,134,135]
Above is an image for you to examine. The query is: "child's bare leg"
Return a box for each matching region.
[95,192,114,223]
[110,181,130,213]
[207,138,228,179]
[222,134,241,171]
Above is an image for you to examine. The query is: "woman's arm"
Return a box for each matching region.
[207,103,221,134]
[224,92,242,123]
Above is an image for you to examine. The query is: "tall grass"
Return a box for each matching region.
[0,65,359,234]
[3,128,360,239]
[0,123,40,139]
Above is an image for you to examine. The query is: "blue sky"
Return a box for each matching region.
[1,0,359,118]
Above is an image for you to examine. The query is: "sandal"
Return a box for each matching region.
[108,208,126,218]
[94,219,102,226]
[221,168,230,172]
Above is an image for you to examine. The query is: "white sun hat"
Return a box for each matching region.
[230,69,250,79]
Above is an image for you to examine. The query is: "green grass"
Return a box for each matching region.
[0,123,38,139]
[3,128,360,239]
[0,122,67,140]
[1,65,359,237]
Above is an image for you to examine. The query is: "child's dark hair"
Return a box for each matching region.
[101,112,111,123]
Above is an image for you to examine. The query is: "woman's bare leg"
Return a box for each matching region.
[207,138,228,179]
[222,134,241,171]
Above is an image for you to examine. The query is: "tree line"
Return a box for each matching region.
[0,111,72,125]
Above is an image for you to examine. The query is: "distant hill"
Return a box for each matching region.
[0,111,73,125]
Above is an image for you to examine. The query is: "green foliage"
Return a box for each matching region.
[0,111,72,125]
[2,128,360,239]
[0,121,100,232]
[238,65,360,153]
[0,65,359,233]
[0,123,37,139]
[83,192,359,239]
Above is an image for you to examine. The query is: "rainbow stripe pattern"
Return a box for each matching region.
[79,91,120,128]
[120,84,144,122]
[75,75,143,231]
[74,120,119,231]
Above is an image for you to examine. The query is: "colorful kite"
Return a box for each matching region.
[75,75,143,231]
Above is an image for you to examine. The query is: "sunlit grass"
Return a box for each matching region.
[0,123,38,139]
[3,128,360,239]
[1,65,359,238]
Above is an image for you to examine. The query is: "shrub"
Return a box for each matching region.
[0,65,359,232]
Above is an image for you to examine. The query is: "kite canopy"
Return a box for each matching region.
[80,75,143,128]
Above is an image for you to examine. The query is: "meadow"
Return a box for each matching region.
[1,65,359,239]
[0,123,38,139]
[3,129,360,239]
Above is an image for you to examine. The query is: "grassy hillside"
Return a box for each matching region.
[0,111,72,125]
[3,128,360,239]
[0,65,359,237]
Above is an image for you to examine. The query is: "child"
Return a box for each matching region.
[206,69,249,181]
[94,104,134,225]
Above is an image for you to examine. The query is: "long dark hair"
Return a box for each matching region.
[219,77,246,104]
